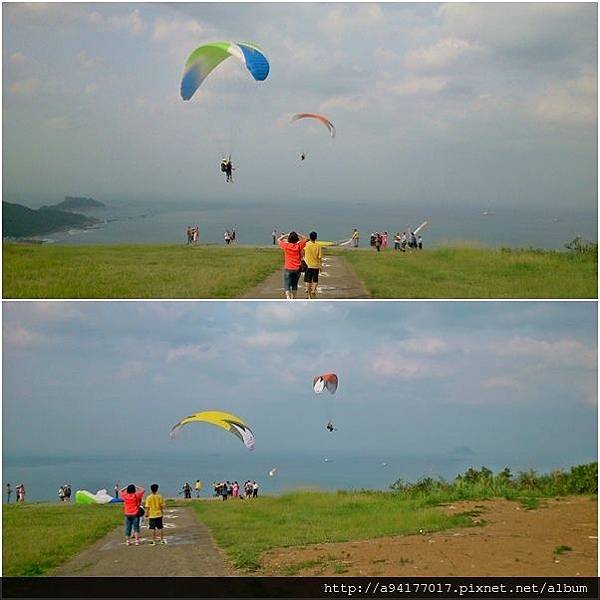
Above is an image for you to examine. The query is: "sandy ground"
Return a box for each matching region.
[52,506,233,576]
[258,497,598,577]
[243,254,369,299]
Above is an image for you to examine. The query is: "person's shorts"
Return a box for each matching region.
[283,269,301,291]
[125,515,140,536]
[304,268,319,283]
[149,517,163,530]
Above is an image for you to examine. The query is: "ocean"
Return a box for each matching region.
[2,452,576,503]
[35,199,596,250]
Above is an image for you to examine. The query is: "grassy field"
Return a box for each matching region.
[338,246,597,298]
[3,244,280,298]
[2,503,122,576]
[192,490,474,571]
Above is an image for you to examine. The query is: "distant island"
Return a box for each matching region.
[41,196,105,212]
[2,202,101,239]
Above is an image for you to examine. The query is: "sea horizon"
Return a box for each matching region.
[4,196,597,250]
[3,450,594,503]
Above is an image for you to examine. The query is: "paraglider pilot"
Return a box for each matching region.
[221,156,234,183]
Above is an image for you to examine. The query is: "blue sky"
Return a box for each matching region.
[2,2,597,210]
[3,301,597,468]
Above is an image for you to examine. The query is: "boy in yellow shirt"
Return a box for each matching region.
[303,231,322,299]
[145,483,167,545]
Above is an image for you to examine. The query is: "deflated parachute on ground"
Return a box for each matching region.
[75,489,122,504]
[290,113,336,138]
[170,410,255,450]
[181,42,270,101]
[313,373,338,394]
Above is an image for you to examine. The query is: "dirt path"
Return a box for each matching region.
[258,497,597,577]
[242,254,369,299]
[52,506,233,576]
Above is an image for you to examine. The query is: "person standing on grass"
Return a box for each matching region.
[272,228,278,245]
[278,231,307,300]
[6,483,12,504]
[375,232,382,252]
[145,483,167,546]
[400,232,407,252]
[303,231,322,299]
[382,231,388,250]
[120,484,144,546]
[114,483,120,498]
[58,486,65,502]
[194,479,202,498]
[252,481,258,498]
[17,484,25,503]
[351,228,360,248]
[418,235,423,250]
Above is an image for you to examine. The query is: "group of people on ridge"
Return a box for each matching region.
[224,229,236,245]
[370,230,422,252]
[213,480,259,500]
[58,484,72,502]
[186,226,200,245]
[5,483,25,503]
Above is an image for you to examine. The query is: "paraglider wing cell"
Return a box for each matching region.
[181,42,269,101]
[226,420,256,451]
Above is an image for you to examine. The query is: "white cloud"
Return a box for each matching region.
[319,94,366,113]
[402,38,482,71]
[77,50,102,69]
[320,4,385,36]
[531,71,597,125]
[118,360,147,380]
[391,75,448,97]
[3,325,42,349]
[369,354,429,380]
[88,9,145,36]
[9,78,41,95]
[152,16,212,43]
[495,336,597,369]
[166,344,217,362]
[45,116,73,131]
[27,303,83,322]
[243,331,297,349]
[401,337,448,356]
[481,376,525,392]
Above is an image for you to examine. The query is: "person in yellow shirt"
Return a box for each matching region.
[194,479,202,498]
[145,483,167,545]
[303,231,322,299]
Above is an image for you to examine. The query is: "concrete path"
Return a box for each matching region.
[243,254,369,299]
[52,506,233,576]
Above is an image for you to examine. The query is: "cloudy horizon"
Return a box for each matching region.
[2,3,597,211]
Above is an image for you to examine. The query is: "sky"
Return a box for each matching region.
[2,301,597,468]
[2,2,597,211]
